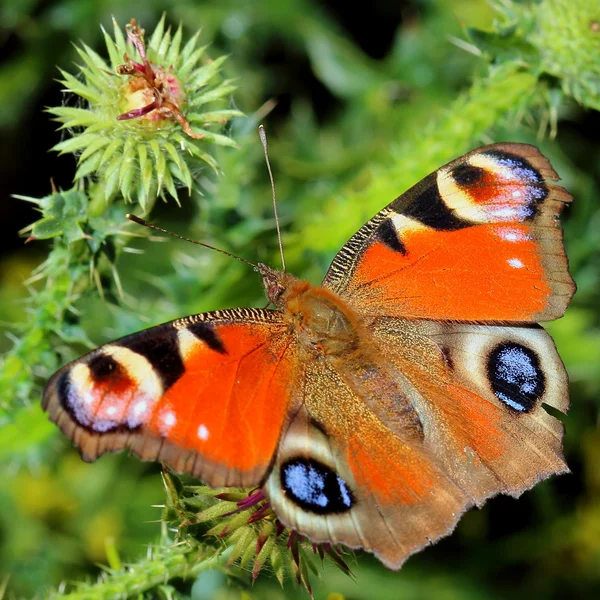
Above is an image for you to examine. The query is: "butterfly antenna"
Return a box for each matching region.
[126,214,259,270]
[259,124,286,272]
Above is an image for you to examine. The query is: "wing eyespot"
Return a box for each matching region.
[487,341,546,413]
[281,457,355,515]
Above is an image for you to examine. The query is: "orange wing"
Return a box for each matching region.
[323,143,574,322]
[43,307,298,487]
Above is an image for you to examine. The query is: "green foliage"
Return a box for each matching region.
[1,0,599,598]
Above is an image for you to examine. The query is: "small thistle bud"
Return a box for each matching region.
[172,479,354,597]
[49,16,242,209]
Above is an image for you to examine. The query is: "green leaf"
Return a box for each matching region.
[179,44,207,78]
[53,132,100,155]
[102,25,123,70]
[161,162,179,203]
[112,16,127,53]
[48,106,100,128]
[163,141,192,191]
[99,138,124,166]
[180,30,202,64]
[148,13,166,53]
[58,69,100,103]
[166,23,183,67]
[138,143,153,202]
[77,136,111,163]
[31,217,63,239]
[102,154,122,201]
[189,82,236,105]
[150,139,166,192]
[74,151,104,179]
[186,56,228,90]
[156,26,172,60]
[119,137,136,200]
[187,109,243,123]
[467,25,538,64]
[184,128,238,148]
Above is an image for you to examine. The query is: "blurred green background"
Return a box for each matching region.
[1,0,599,598]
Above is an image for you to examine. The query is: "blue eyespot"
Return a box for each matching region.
[488,342,545,413]
[281,458,354,514]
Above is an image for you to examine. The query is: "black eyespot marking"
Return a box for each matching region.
[487,342,545,413]
[118,325,185,390]
[281,458,354,514]
[88,353,120,381]
[452,164,486,186]
[378,219,407,254]
[403,184,471,231]
[188,322,227,355]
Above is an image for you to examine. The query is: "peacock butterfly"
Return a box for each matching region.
[43,143,574,568]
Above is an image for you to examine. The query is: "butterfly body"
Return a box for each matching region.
[43,143,574,568]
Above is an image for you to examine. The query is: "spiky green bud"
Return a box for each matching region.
[48,17,242,210]
[161,474,354,598]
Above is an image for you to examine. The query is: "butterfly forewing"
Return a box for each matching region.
[323,143,574,322]
[43,308,298,487]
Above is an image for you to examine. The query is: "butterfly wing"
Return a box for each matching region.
[43,307,298,487]
[265,318,569,568]
[322,143,574,322]
[372,317,569,502]
[265,361,470,569]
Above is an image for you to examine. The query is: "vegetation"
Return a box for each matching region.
[0,0,598,598]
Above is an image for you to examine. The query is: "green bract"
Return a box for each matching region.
[49,17,241,209]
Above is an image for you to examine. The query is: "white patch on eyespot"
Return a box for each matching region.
[496,392,527,411]
[285,463,328,507]
[97,345,162,428]
[490,206,520,219]
[338,476,352,507]
[197,424,209,440]
[507,258,524,268]
[105,405,118,416]
[67,364,114,430]
[70,364,93,401]
[493,345,541,411]
[470,154,539,185]
[132,400,149,417]
[497,347,538,390]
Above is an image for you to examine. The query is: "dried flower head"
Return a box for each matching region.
[49,16,242,209]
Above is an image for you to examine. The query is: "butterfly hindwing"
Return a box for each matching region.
[43,308,298,487]
[323,143,574,322]
[265,374,470,570]
[372,317,569,502]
